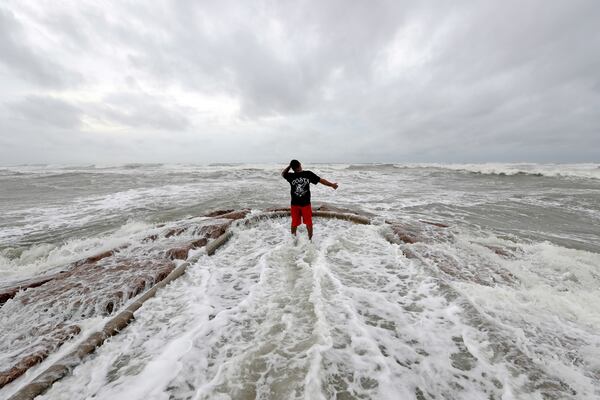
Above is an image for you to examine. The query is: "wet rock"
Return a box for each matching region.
[395,232,420,244]
[164,238,208,261]
[1,257,176,388]
[315,204,370,216]
[166,246,191,260]
[265,207,290,212]
[74,250,115,266]
[0,289,18,304]
[387,220,453,245]
[419,220,449,228]
[164,227,186,238]
[401,248,419,259]
[384,220,518,286]
[389,224,424,244]
[142,234,158,243]
[266,205,372,218]
[218,209,250,220]
[0,210,239,388]
[205,209,235,217]
[197,222,231,239]
[191,238,208,248]
[0,324,80,388]
[316,204,349,213]
[483,245,514,258]
[0,271,69,305]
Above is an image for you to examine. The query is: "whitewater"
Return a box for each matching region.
[1,163,599,399]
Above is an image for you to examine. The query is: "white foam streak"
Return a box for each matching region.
[0,220,155,282]
[303,245,332,400]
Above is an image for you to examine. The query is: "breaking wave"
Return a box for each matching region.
[345,164,399,171]
[420,163,600,180]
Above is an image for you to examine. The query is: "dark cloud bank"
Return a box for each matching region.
[0,0,598,164]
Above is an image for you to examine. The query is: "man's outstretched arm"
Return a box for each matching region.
[319,178,338,190]
[281,164,292,178]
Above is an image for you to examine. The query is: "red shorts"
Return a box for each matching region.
[291,204,313,227]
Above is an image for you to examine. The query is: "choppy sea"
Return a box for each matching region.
[1,163,599,399]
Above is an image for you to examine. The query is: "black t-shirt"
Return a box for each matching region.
[283,170,321,206]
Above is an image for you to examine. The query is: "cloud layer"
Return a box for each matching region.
[1,0,598,164]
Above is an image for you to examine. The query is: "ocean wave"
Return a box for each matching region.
[0,169,29,177]
[345,163,399,171]
[0,220,156,283]
[32,171,101,179]
[122,163,164,169]
[208,162,240,167]
[410,163,600,180]
[57,165,97,170]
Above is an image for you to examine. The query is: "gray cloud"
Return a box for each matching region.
[7,95,82,129]
[89,93,191,131]
[108,1,412,116]
[0,0,599,164]
[0,8,81,88]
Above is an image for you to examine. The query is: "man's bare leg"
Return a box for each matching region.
[307,225,313,241]
[291,226,297,236]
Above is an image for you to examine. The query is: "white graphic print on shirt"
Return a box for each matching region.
[292,177,310,198]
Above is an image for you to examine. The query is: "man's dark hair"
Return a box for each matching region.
[290,159,301,172]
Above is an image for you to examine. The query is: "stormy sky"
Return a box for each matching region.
[1,1,598,165]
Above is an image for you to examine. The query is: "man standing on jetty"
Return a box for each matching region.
[281,160,338,240]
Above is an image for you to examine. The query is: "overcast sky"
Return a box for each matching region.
[1,0,598,164]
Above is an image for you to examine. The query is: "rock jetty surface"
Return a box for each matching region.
[1,205,521,397]
[0,210,249,389]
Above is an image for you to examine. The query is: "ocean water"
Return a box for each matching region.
[1,163,599,399]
